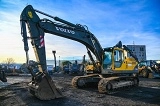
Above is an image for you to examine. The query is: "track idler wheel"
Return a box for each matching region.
[72,76,86,88]
[98,78,113,94]
[28,74,63,100]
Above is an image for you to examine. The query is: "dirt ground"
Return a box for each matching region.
[0,74,160,106]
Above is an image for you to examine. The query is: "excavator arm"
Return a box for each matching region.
[123,45,139,63]
[20,5,103,100]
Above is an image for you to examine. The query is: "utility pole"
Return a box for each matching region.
[52,50,56,72]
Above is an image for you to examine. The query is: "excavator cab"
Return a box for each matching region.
[103,48,112,69]
[102,42,138,74]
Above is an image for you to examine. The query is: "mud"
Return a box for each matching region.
[0,74,160,106]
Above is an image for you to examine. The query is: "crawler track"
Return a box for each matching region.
[72,74,101,88]
[98,76,139,94]
[72,74,139,94]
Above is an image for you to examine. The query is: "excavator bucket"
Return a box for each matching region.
[28,72,63,100]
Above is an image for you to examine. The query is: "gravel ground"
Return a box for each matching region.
[0,74,160,106]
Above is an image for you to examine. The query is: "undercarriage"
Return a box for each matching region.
[72,74,139,94]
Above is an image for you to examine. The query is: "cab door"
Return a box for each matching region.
[112,48,125,71]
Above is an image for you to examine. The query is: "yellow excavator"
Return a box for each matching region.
[20,5,139,100]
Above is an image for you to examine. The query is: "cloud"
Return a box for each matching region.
[0,0,160,63]
[44,34,87,60]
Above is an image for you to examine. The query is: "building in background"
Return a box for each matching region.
[126,45,146,62]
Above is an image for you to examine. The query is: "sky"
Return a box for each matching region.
[0,0,160,63]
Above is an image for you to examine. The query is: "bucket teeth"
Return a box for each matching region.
[28,75,63,100]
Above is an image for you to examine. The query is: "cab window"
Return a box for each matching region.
[103,51,112,69]
[114,50,124,68]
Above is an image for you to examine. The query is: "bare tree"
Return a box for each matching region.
[3,58,15,69]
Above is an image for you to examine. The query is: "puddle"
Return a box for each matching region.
[151,87,160,89]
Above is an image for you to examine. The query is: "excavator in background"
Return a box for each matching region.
[20,5,139,100]
[69,60,80,75]
[138,60,160,78]
[69,55,86,75]
[84,62,97,75]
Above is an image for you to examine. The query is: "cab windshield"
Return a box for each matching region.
[103,51,112,69]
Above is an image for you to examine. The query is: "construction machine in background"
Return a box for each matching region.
[62,61,71,74]
[138,60,160,78]
[20,5,139,100]
[69,60,79,75]
[69,60,84,75]
[62,57,85,75]
[84,62,98,75]
[69,55,86,75]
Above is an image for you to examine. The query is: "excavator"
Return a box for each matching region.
[20,5,139,100]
